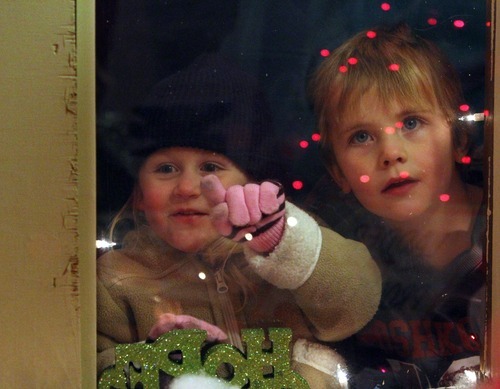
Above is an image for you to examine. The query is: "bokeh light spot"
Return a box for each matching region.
[484,109,490,117]
[360,175,370,183]
[427,18,438,26]
[320,49,330,57]
[395,121,403,128]
[347,57,358,65]
[388,63,400,71]
[311,133,321,141]
[245,233,253,241]
[453,19,465,28]
[440,194,450,202]
[366,31,377,39]
[287,216,298,227]
[339,65,348,73]
[381,3,391,11]
[461,156,471,164]
[385,126,395,134]
[399,171,410,179]
[292,180,304,190]
[198,272,206,280]
[459,104,470,112]
[299,140,309,148]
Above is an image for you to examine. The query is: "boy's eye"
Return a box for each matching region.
[350,131,372,144]
[402,117,420,130]
[201,162,224,172]
[155,164,177,174]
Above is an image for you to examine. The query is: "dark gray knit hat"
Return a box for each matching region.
[126,53,284,182]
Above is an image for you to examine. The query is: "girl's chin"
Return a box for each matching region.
[168,235,219,253]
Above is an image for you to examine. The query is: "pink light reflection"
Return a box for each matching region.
[439,194,450,202]
[320,49,330,57]
[360,175,370,183]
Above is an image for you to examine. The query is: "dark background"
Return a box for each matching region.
[96,0,487,239]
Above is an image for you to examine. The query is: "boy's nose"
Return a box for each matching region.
[379,136,408,167]
[174,172,201,198]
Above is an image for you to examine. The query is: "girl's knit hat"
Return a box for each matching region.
[126,53,284,182]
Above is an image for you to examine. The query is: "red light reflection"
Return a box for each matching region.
[461,156,471,164]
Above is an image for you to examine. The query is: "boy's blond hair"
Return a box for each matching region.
[309,23,473,171]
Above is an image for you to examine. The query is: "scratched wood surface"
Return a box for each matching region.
[0,1,81,386]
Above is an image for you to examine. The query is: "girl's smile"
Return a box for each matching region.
[136,147,248,252]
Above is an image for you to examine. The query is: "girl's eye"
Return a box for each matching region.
[201,162,224,173]
[350,131,372,145]
[402,117,420,131]
[155,164,177,174]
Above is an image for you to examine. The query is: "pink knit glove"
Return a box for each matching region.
[147,313,228,343]
[201,175,286,254]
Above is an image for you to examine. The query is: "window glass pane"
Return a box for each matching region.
[96,1,488,387]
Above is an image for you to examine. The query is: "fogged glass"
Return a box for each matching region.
[96,1,487,387]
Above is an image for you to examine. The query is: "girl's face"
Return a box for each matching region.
[329,89,464,224]
[136,147,248,253]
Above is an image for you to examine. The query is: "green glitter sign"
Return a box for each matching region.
[99,327,309,388]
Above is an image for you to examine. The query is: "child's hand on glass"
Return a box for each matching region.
[201,175,286,253]
[147,313,228,343]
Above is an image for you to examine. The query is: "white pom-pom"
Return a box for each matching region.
[170,373,238,389]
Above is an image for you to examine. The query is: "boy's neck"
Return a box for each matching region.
[387,181,483,270]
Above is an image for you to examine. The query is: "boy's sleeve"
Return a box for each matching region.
[244,202,382,341]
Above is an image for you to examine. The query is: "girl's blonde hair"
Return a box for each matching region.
[309,23,474,171]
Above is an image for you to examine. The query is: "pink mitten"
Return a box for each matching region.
[201,175,286,254]
[147,313,228,342]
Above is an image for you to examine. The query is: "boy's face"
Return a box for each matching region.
[329,89,463,223]
[137,147,248,253]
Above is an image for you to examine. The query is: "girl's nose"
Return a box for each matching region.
[379,135,408,167]
[173,172,201,198]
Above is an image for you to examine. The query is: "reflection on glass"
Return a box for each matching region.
[97,1,487,387]
[308,23,485,387]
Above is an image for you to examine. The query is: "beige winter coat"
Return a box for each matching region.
[97,203,381,387]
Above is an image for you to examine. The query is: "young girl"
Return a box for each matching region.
[309,24,486,388]
[97,54,381,388]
